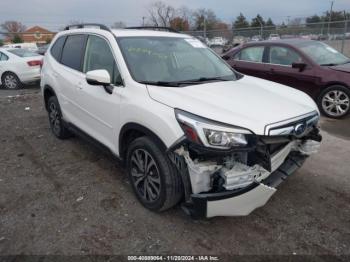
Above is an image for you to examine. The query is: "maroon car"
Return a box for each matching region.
[222,39,350,118]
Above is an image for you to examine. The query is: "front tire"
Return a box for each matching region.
[126,137,183,211]
[47,96,71,139]
[318,85,350,119]
[2,72,22,89]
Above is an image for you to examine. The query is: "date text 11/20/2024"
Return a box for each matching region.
[127,255,220,261]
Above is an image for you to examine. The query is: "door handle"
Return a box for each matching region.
[76,82,83,90]
[53,72,59,78]
[268,68,275,75]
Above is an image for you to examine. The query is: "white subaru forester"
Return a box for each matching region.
[41,24,322,218]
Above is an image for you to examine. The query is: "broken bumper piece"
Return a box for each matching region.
[191,183,276,217]
[186,152,307,218]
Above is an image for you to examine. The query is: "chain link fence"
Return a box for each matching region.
[183,20,350,57]
[1,20,349,57]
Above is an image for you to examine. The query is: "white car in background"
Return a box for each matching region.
[3,42,39,52]
[268,34,281,40]
[0,48,43,89]
[209,37,227,46]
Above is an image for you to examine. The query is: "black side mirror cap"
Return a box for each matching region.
[292,62,307,72]
[222,55,231,61]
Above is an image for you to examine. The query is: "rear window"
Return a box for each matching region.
[0,52,9,61]
[50,36,66,61]
[60,35,87,71]
[7,49,40,57]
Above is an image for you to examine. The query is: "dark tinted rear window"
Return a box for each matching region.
[61,35,87,71]
[50,36,66,61]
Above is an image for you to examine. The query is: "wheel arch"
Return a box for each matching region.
[315,81,349,100]
[43,85,57,111]
[1,70,18,82]
[322,81,349,91]
[119,122,168,162]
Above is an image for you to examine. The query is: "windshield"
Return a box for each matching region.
[295,41,350,65]
[8,49,40,57]
[117,37,236,86]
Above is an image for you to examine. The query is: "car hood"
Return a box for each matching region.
[329,63,350,73]
[146,75,318,135]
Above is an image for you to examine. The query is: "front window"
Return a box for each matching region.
[269,46,303,66]
[83,35,122,85]
[295,41,350,66]
[117,37,236,86]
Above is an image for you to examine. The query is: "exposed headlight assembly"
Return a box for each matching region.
[175,109,252,149]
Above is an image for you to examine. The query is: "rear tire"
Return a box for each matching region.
[126,136,183,211]
[47,96,71,139]
[2,72,22,89]
[318,85,350,119]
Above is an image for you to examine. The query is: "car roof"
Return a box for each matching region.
[0,48,11,52]
[57,27,191,38]
[246,38,316,46]
[112,29,190,38]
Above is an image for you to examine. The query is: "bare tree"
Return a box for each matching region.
[111,21,126,29]
[176,6,193,28]
[288,18,303,26]
[147,1,175,27]
[1,21,26,36]
[193,8,218,31]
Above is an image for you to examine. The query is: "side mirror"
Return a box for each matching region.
[86,69,111,86]
[86,69,113,94]
[292,62,307,72]
[222,55,230,61]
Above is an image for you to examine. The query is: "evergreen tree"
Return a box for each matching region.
[233,13,249,29]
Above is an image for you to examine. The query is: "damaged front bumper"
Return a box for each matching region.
[190,152,306,218]
[169,130,322,218]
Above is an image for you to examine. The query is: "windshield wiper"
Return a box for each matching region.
[139,81,183,87]
[139,76,233,87]
[321,60,350,66]
[189,76,232,82]
[320,63,339,66]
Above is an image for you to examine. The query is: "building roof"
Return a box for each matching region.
[24,26,53,34]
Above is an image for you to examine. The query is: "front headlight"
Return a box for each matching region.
[175,109,252,149]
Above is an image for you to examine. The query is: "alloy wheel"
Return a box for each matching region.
[4,74,18,89]
[49,102,61,135]
[130,149,161,202]
[322,90,350,117]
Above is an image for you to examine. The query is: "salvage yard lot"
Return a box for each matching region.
[0,86,350,258]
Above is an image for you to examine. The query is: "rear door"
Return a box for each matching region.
[229,45,269,79]
[265,45,319,96]
[55,34,88,126]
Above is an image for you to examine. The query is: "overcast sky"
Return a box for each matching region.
[1,0,349,31]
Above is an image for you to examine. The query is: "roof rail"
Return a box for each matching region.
[64,23,112,32]
[124,26,179,33]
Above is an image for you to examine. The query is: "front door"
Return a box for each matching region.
[265,45,319,97]
[73,34,123,151]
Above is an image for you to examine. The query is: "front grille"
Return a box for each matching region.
[265,112,319,137]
